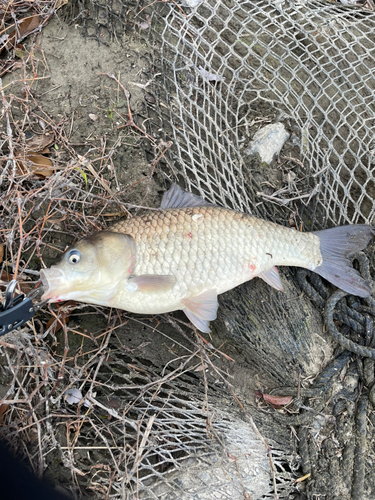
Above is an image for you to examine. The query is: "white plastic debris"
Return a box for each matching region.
[198,66,225,82]
[244,123,290,165]
[65,388,90,407]
[181,0,205,7]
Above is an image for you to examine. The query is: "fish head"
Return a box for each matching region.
[40,232,135,304]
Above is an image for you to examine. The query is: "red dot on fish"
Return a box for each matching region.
[187,232,193,239]
[248,263,256,272]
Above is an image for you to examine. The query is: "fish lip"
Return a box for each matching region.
[40,267,121,304]
[40,267,66,301]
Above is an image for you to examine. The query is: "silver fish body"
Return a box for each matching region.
[40,185,374,332]
[108,207,320,313]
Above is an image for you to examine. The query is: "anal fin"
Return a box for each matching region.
[181,289,218,333]
[258,267,284,291]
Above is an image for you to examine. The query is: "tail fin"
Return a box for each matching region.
[312,225,375,297]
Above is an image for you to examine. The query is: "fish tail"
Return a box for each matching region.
[312,225,375,297]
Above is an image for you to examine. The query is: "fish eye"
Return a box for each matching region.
[67,250,81,265]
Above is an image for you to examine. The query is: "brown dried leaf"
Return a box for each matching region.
[28,153,54,177]
[14,132,55,177]
[19,15,41,38]
[16,152,54,177]
[1,15,40,54]
[26,133,55,152]
[27,153,53,166]
[0,269,11,283]
[0,244,3,264]
[0,404,9,424]
[256,392,293,409]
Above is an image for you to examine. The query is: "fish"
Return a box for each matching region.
[40,184,375,333]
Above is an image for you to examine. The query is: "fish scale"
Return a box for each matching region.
[108,206,321,316]
[40,185,375,333]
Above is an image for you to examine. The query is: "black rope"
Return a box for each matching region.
[297,250,375,358]
[294,251,375,498]
[296,269,327,309]
[325,290,375,359]
[363,315,375,387]
[352,394,368,500]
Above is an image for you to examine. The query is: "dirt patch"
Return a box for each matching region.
[3,14,164,210]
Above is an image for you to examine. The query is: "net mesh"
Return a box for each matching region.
[143,0,375,228]
[1,327,292,499]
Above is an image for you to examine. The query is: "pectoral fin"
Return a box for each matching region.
[258,267,284,291]
[181,289,219,333]
[127,275,176,293]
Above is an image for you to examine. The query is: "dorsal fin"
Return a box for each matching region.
[160,184,214,209]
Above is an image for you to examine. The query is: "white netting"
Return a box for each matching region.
[145,0,375,228]
[1,328,294,499]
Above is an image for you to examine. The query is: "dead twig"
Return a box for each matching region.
[101,73,156,143]
[0,77,16,186]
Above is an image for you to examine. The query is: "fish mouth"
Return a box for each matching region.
[40,267,67,302]
[40,267,119,304]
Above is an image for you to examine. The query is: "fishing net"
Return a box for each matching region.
[0,326,286,499]
[71,0,375,498]
[1,0,375,499]
[139,0,375,229]
[78,0,375,228]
